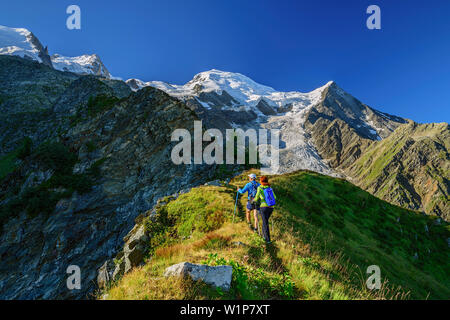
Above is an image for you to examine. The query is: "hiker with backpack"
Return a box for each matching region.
[237,173,260,231]
[254,176,276,244]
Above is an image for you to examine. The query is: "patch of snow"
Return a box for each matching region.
[133,69,331,115]
[51,54,111,78]
[0,25,43,62]
[195,97,212,110]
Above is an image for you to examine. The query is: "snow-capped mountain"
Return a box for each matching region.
[126,69,406,175]
[128,69,325,113]
[51,53,111,78]
[0,25,111,78]
[0,25,52,67]
[0,24,405,175]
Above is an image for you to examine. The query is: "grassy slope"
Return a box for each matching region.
[103,170,449,300]
[347,122,449,214]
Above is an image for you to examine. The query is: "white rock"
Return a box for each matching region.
[164,262,232,291]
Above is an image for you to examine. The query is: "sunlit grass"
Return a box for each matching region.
[103,170,449,300]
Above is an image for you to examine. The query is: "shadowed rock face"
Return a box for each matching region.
[0,86,217,299]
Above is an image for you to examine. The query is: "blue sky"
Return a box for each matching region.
[1,0,449,123]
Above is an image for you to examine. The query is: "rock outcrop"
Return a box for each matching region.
[164,262,233,291]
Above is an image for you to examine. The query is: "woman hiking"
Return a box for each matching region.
[254,176,276,244]
[237,173,260,231]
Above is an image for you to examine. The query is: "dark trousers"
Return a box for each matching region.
[260,206,274,242]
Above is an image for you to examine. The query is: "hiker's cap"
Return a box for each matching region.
[248,173,257,179]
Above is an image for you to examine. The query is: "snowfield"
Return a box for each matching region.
[51,54,111,78]
[0,25,44,62]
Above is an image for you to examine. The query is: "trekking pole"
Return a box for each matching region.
[232,191,239,223]
[256,210,261,236]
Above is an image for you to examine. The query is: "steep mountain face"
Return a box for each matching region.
[0,86,216,299]
[345,122,450,220]
[0,55,130,156]
[0,25,52,67]
[303,82,407,169]
[51,54,111,79]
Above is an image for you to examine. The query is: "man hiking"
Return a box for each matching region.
[237,173,260,231]
[254,176,276,244]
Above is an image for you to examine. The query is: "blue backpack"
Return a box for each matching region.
[263,187,276,206]
[249,181,259,199]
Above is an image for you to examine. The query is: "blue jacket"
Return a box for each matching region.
[238,181,260,200]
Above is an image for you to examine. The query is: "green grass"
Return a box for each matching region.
[103,170,449,300]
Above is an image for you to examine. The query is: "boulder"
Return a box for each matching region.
[164,262,232,291]
[97,259,115,288]
[204,180,221,187]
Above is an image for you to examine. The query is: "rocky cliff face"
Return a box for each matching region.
[0,76,216,299]
[0,56,130,156]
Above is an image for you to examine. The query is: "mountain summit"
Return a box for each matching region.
[0,25,52,67]
[51,53,111,78]
[0,25,111,78]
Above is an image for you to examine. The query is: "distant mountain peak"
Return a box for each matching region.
[0,25,111,78]
[51,53,111,78]
[0,25,52,67]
